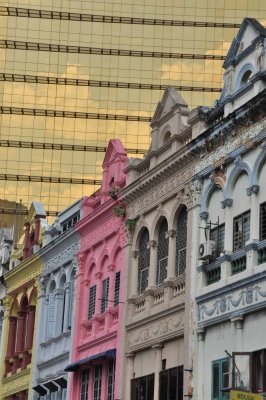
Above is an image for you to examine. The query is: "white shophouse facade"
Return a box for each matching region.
[31,199,82,400]
[190,18,266,400]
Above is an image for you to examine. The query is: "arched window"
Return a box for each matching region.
[47,281,55,338]
[137,229,150,294]
[240,69,252,86]
[175,208,187,276]
[156,219,169,285]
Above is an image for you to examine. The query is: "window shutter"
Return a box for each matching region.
[157,219,169,285]
[137,229,150,294]
[101,278,109,313]
[88,285,96,319]
[68,280,75,329]
[114,272,120,306]
[47,293,55,338]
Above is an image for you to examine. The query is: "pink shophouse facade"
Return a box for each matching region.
[66,140,128,400]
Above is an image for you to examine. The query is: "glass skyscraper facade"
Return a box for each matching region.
[0,0,265,219]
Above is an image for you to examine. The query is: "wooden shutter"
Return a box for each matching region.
[47,293,55,338]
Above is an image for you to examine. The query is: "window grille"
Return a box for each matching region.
[233,211,250,251]
[80,370,89,400]
[260,202,266,241]
[137,229,150,294]
[157,219,169,285]
[114,272,120,306]
[175,208,187,276]
[101,278,109,313]
[88,285,96,319]
[210,224,225,258]
[107,360,115,400]
[93,365,102,400]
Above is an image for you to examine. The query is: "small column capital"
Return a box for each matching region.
[197,327,206,341]
[246,184,259,196]
[199,211,209,221]
[132,250,139,259]
[230,314,244,329]
[221,198,233,209]
[147,240,157,249]
[165,230,176,239]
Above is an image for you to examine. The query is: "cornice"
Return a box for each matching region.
[123,146,194,203]
[2,367,30,396]
[37,351,69,369]
[77,330,117,354]
[5,254,42,293]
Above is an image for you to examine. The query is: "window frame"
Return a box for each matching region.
[175,208,187,276]
[101,278,110,314]
[80,369,89,400]
[93,365,102,400]
[131,373,155,400]
[137,229,150,294]
[114,271,120,307]
[233,210,251,252]
[210,223,225,259]
[107,360,115,400]
[159,365,183,400]
[156,219,169,285]
[212,357,230,400]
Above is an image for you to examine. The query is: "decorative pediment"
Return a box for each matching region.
[151,87,187,127]
[26,201,46,224]
[102,139,127,168]
[224,18,266,68]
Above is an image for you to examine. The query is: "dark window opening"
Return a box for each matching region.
[114,272,120,306]
[233,211,250,251]
[159,366,183,400]
[210,223,225,258]
[176,208,187,276]
[212,358,229,400]
[260,202,266,241]
[101,278,110,313]
[88,285,96,320]
[131,374,154,400]
[157,219,169,285]
[138,229,150,294]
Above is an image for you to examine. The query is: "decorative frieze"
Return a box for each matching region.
[127,312,184,351]
[44,243,79,274]
[197,273,266,327]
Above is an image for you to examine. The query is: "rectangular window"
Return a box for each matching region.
[93,365,102,400]
[107,360,115,400]
[260,202,266,241]
[114,272,120,307]
[131,374,154,400]
[80,370,89,400]
[233,211,250,251]
[212,358,229,400]
[159,366,183,400]
[252,349,266,393]
[88,285,96,320]
[210,224,225,258]
[101,278,109,314]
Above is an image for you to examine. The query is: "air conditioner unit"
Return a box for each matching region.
[222,372,240,391]
[198,240,215,260]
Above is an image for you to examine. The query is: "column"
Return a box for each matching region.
[95,272,103,315]
[152,343,163,400]
[222,200,233,253]
[147,240,157,288]
[130,251,139,297]
[166,230,177,280]
[125,352,135,400]
[25,306,35,350]
[6,316,17,359]
[231,315,244,352]
[196,328,206,400]
[15,311,27,354]
[63,283,70,332]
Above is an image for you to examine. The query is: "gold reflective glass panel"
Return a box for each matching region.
[0,0,266,220]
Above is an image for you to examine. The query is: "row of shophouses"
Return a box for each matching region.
[0,18,266,400]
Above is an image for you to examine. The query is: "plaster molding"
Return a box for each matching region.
[197,276,266,327]
[44,242,79,275]
[127,312,184,351]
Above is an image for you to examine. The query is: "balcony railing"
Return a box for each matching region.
[129,274,185,318]
[231,255,246,275]
[206,266,221,285]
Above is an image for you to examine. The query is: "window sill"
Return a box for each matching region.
[41,330,71,346]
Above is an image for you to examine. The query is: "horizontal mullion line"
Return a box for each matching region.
[0,174,102,185]
[0,73,222,93]
[0,139,147,154]
[0,40,226,61]
[0,207,59,217]
[0,6,241,28]
[0,106,152,122]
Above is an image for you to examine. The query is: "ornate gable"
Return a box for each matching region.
[151,87,187,127]
[223,18,266,69]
